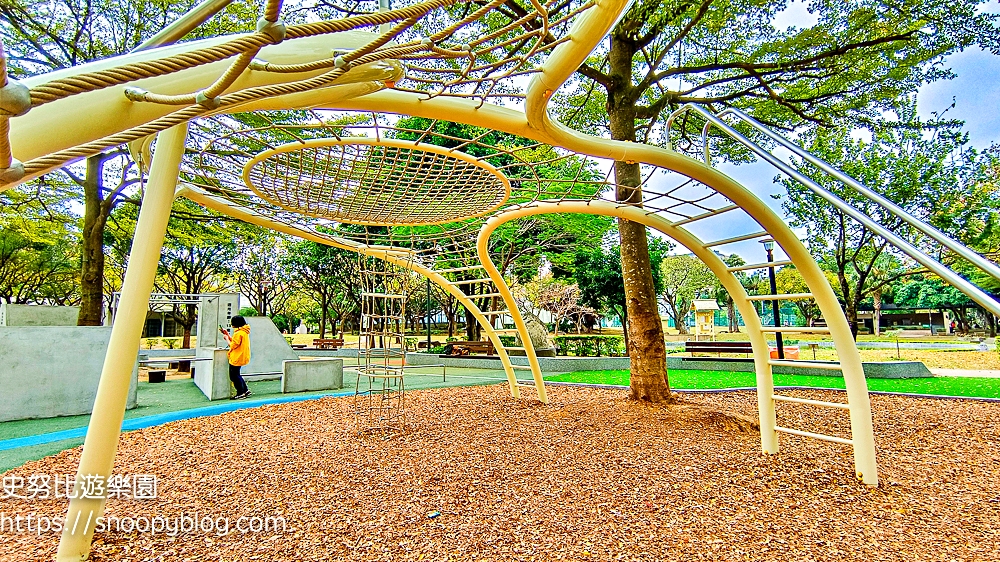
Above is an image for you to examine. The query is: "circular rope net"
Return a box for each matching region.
[245,139,510,225]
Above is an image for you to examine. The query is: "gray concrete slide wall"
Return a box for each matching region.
[0,326,137,421]
[281,359,344,393]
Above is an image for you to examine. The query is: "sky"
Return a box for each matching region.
[684,0,1000,265]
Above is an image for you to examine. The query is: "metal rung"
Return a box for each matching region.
[768,359,841,371]
[436,265,485,273]
[774,426,852,446]
[510,365,533,370]
[703,231,769,247]
[772,394,850,409]
[448,278,493,284]
[760,327,830,333]
[501,346,527,350]
[361,292,405,299]
[493,329,520,333]
[746,292,813,301]
[728,260,793,272]
[671,204,740,226]
[481,310,510,316]
[516,381,540,387]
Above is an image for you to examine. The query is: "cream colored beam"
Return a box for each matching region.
[56,124,188,561]
[177,185,526,396]
[479,199,775,451]
[475,223,547,403]
[6,31,399,182]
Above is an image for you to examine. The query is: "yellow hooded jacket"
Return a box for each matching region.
[228,325,251,366]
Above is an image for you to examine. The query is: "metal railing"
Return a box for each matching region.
[665,104,1000,318]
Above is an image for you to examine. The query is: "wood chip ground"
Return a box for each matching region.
[2,385,998,560]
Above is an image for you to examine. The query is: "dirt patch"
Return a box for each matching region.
[1,385,998,560]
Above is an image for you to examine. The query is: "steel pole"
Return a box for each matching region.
[767,247,784,359]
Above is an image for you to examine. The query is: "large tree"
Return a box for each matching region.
[533,0,1000,400]
[0,0,257,325]
[284,239,360,338]
[780,102,992,337]
[659,254,716,335]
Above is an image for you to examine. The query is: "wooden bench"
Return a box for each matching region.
[313,338,345,350]
[685,340,753,357]
[417,340,442,349]
[447,340,495,356]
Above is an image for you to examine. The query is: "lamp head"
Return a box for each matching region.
[760,238,775,252]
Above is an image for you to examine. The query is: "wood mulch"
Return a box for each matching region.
[1,385,998,560]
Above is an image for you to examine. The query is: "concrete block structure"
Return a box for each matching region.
[281,359,344,393]
[193,348,232,401]
[0,326,137,421]
[0,303,80,327]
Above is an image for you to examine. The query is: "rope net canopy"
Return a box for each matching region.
[181,111,742,269]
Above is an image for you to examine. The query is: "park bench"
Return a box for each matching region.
[684,340,753,358]
[417,340,442,349]
[313,338,345,350]
[446,340,495,356]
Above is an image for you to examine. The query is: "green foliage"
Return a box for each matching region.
[144,338,159,350]
[0,186,79,305]
[573,234,671,327]
[498,335,517,347]
[552,335,626,357]
[404,337,418,352]
[552,0,999,148]
[163,338,179,350]
[659,254,716,332]
[284,336,295,346]
[238,307,259,317]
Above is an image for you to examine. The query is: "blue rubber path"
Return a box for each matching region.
[0,391,353,452]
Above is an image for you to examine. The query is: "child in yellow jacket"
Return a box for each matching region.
[220,316,252,400]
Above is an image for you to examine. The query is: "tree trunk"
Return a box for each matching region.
[78,155,108,326]
[606,34,670,402]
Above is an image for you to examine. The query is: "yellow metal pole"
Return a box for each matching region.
[479,200,774,445]
[176,186,526,397]
[55,124,187,562]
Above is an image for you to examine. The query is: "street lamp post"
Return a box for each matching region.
[426,277,432,349]
[760,238,784,360]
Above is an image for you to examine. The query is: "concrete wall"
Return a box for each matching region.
[0,326,137,421]
[194,348,232,400]
[282,359,344,393]
[242,317,299,376]
[404,352,933,378]
[0,304,80,327]
[196,316,298,380]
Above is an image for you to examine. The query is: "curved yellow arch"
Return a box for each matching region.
[478,200,878,486]
[176,185,528,396]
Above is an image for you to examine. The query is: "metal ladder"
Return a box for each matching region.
[666,104,1000,317]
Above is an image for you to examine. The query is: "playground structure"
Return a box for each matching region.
[3,0,1000,559]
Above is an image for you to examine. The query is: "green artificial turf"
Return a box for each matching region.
[545,369,1000,399]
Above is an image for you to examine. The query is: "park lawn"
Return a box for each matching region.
[546,369,1000,399]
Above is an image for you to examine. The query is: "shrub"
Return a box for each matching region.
[284,336,294,346]
[552,335,625,357]
[404,337,418,351]
[498,335,516,347]
[163,338,179,350]
[429,345,447,354]
[145,338,160,349]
